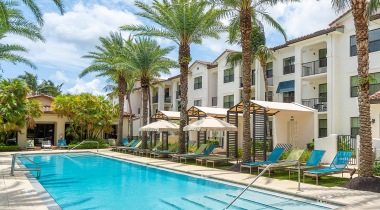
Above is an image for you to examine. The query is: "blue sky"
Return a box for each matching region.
[2,0,339,95]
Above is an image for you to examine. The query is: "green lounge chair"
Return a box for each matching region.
[303,151,352,185]
[179,144,216,163]
[257,148,305,177]
[240,147,285,174]
[112,140,135,152]
[171,144,208,162]
[151,143,179,158]
[285,150,325,179]
[196,156,232,167]
[122,140,142,153]
[134,142,163,156]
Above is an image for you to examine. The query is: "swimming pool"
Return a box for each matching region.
[19,153,339,210]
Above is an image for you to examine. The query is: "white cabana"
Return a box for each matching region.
[183,117,237,132]
[187,106,229,118]
[139,120,179,132]
[151,111,180,120]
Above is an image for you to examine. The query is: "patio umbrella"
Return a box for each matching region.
[139,120,179,132]
[183,117,237,132]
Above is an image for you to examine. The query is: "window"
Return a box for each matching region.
[223,95,234,108]
[104,125,117,139]
[283,56,295,74]
[351,28,380,56]
[194,99,202,106]
[351,117,360,137]
[137,108,141,114]
[267,91,273,102]
[266,62,273,78]
[319,48,327,67]
[164,88,169,98]
[224,68,234,83]
[351,72,380,97]
[194,76,202,89]
[283,91,294,103]
[251,69,255,85]
[319,83,327,102]
[319,119,327,138]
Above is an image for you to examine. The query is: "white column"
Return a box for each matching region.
[327,35,338,135]
[158,86,164,111]
[255,60,264,100]
[171,83,177,111]
[294,46,303,103]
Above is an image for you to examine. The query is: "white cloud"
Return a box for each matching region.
[51,71,69,83]
[67,78,106,95]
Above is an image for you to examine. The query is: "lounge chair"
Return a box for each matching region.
[134,142,163,156]
[303,151,352,185]
[240,147,285,174]
[122,140,142,153]
[58,139,69,149]
[26,139,35,150]
[151,143,179,158]
[285,150,325,179]
[257,148,305,177]
[113,140,136,152]
[179,144,216,163]
[195,156,232,167]
[42,140,52,149]
[171,144,209,162]
[122,138,129,145]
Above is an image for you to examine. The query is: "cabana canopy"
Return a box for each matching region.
[139,120,179,132]
[187,106,229,118]
[228,100,314,115]
[151,111,180,120]
[184,117,237,131]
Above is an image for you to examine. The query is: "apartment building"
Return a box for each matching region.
[125,11,380,140]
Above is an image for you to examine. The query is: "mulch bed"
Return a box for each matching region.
[343,176,380,193]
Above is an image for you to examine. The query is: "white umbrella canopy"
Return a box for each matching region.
[183,117,237,131]
[139,120,179,132]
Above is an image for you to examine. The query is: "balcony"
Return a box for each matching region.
[176,91,180,99]
[212,97,217,106]
[283,65,295,74]
[267,77,273,86]
[164,96,171,103]
[302,58,327,77]
[302,98,327,112]
[152,96,158,103]
[239,76,255,87]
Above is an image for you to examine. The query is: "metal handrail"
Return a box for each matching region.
[10,153,41,178]
[225,163,272,209]
[66,140,99,153]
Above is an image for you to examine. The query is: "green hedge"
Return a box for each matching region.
[0,145,20,151]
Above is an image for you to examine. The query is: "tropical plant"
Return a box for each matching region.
[0,78,42,143]
[216,0,293,162]
[52,94,117,140]
[330,0,379,177]
[255,45,275,101]
[81,32,131,146]
[121,0,225,153]
[17,71,38,95]
[123,37,177,149]
[17,71,63,96]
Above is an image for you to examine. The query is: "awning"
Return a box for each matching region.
[276,80,294,93]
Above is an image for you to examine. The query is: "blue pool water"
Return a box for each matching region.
[19,153,338,210]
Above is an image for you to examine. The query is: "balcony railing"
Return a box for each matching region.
[176,91,180,99]
[302,98,327,112]
[212,97,217,106]
[283,97,294,103]
[164,96,171,103]
[152,96,158,103]
[239,76,255,87]
[283,65,295,74]
[302,58,327,77]
[267,77,273,86]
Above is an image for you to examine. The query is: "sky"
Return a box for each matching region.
[1,0,341,95]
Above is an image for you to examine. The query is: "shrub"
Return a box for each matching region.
[206,139,219,146]
[299,150,312,162]
[0,145,20,151]
[68,138,109,149]
[373,162,380,176]
[279,150,290,160]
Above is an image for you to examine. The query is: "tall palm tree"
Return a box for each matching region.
[331,1,380,177]
[80,32,130,146]
[124,37,177,149]
[37,80,63,97]
[121,0,225,154]
[255,45,274,101]
[17,71,38,95]
[219,0,291,162]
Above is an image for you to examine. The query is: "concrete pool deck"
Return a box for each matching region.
[0,149,379,210]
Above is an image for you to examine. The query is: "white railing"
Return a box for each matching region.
[66,140,99,153]
[10,154,41,178]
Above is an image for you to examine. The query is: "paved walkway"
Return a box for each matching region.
[1,149,379,209]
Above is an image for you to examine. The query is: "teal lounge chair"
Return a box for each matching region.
[240,147,285,174]
[257,148,305,177]
[151,143,179,158]
[303,151,352,185]
[134,142,162,156]
[179,144,216,163]
[58,139,68,149]
[112,140,136,151]
[122,140,142,153]
[122,138,129,145]
[285,150,325,179]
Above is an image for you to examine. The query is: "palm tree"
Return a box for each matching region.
[255,45,274,101]
[123,37,177,149]
[219,0,290,162]
[331,1,379,177]
[37,80,63,97]
[80,32,130,146]
[121,0,225,154]
[17,71,38,95]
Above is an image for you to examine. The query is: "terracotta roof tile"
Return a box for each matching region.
[329,9,352,26]
[370,91,380,100]
[272,25,344,51]
[26,94,54,101]
[213,49,238,63]
[194,60,213,66]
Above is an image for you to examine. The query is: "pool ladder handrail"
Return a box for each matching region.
[10,153,41,178]
[66,140,99,153]
[224,160,301,209]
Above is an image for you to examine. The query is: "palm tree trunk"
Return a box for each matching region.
[126,93,134,138]
[351,0,373,177]
[178,43,190,154]
[261,63,271,138]
[240,7,252,162]
[141,77,149,149]
[116,76,125,146]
